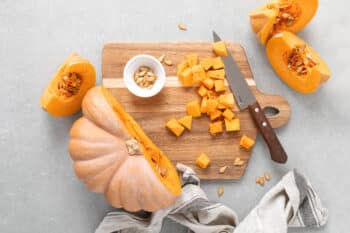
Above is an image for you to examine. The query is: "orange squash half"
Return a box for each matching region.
[40,53,96,116]
[266,31,330,93]
[250,0,318,44]
[68,86,181,211]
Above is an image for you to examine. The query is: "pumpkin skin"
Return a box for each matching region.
[68,86,181,212]
[40,52,96,116]
[266,32,330,93]
[250,0,318,44]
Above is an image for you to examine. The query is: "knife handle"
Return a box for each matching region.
[248,102,288,164]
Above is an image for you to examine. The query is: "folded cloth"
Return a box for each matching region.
[95,163,327,233]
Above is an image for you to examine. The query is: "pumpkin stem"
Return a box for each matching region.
[125,139,142,155]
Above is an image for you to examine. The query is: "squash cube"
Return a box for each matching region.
[207,69,225,80]
[206,98,218,113]
[201,78,214,90]
[212,57,225,69]
[225,118,240,132]
[186,100,201,117]
[166,119,185,136]
[213,41,228,56]
[192,65,206,82]
[209,121,223,135]
[217,103,227,109]
[180,67,194,86]
[186,53,199,67]
[195,153,211,169]
[200,58,214,71]
[240,134,255,150]
[210,109,222,121]
[200,97,208,113]
[219,93,235,108]
[177,60,188,74]
[178,115,192,130]
[222,109,235,120]
[198,85,209,97]
[214,79,225,92]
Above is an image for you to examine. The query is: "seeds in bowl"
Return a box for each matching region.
[133,66,158,89]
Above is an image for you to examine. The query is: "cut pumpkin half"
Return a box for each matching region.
[266,31,330,93]
[69,86,181,211]
[250,0,318,44]
[40,52,96,116]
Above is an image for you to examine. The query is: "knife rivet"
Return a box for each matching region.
[262,121,267,127]
[254,107,259,113]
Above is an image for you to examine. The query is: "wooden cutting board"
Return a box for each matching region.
[102,42,290,179]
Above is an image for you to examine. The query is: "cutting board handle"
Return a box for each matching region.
[257,92,290,129]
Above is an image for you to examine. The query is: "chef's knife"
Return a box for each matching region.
[213,31,288,163]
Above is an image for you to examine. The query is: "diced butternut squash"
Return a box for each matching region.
[225,119,240,132]
[222,109,235,120]
[200,58,214,71]
[219,93,235,108]
[186,53,199,67]
[202,78,214,90]
[186,100,201,118]
[209,121,223,135]
[200,97,208,113]
[192,64,206,82]
[217,103,227,109]
[207,69,225,80]
[177,61,188,75]
[240,134,255,150]
[195,153,211,169]
[178,115,193,130]
[214,79,225,92]
[212,57,225,70]
[210,109,222,121]
[213,41,228,57]
[206,98,218,113]
[180,67,194,86]
[166,119,185,136]
[197,85,209,97]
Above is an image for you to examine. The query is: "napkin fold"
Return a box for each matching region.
[95,163,327,233]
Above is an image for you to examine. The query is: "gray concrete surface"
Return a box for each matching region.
[1,0,349,232]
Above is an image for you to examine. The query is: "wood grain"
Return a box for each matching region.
[102,42,290,179]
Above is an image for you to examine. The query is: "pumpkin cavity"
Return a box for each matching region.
[57,72,82,97]
[283,44,318,77]
[270,1,302,33]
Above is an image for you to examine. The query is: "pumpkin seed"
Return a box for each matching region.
[264,172,271,181]
[219,166,227,174]
[164,59,173,66]
[178,23,187,31]
[133,66,158,88]
[217,187,224,197]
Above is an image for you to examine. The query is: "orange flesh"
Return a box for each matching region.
[101,86,181,196]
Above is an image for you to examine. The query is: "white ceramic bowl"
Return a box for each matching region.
[123,54,166,98]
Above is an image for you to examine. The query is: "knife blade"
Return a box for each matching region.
[213,31,288,164]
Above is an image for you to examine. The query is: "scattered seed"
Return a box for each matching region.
[264,172,271,181]
[158,54,166,63]
[178,23,187,31]
[233,157,244,166]
[164,59,173,66]
[256,177,264,187]
[219,166,227,174]
[217,187,224,197]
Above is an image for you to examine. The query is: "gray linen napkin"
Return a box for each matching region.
[95,163,327,233]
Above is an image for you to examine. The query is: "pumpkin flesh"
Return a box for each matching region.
[101,87,181,197]
[266,32,330,93]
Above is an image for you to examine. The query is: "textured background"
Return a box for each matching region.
[0,0,349,232]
